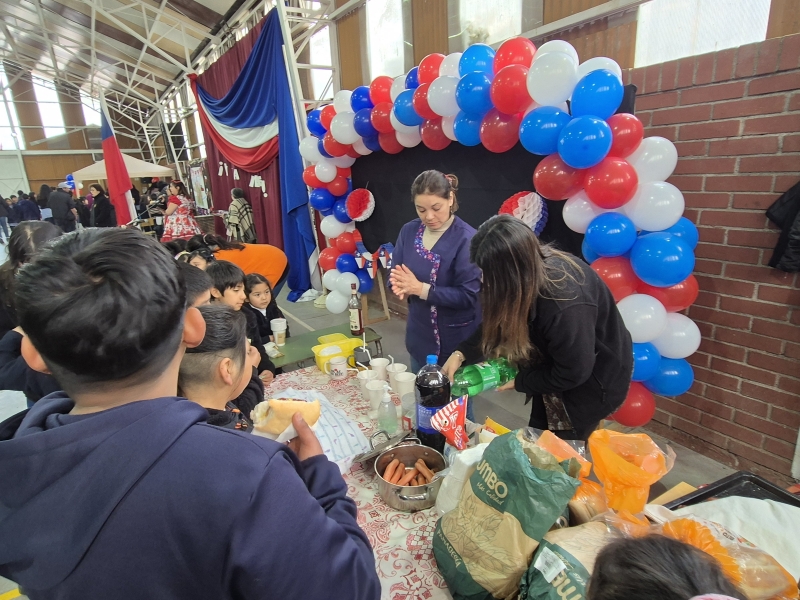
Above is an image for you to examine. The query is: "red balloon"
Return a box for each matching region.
[420,118,451,151]
[412,83,439,120]
[335,231,357,254]
[490,64,531,115]
[607,113,644,158]
[327,175,349,196]
[370,101,395,134]
[611,382,656,427]
[378,131,404,154]
[418,53,445,85]
[320,105,336,130]
[480,108,521,153]
[302,165,323,188]
[319,246,341,271]
[494,37,537,73]
[369,76,394,104]
[638,275,700,312]
[337,167,352,178]
[585,157,639,209]
[533,154,586,200]
[591,257,642,302]
[346,146,361,158]
[323,131,349,157]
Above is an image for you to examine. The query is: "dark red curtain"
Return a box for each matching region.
[196,19,284,248]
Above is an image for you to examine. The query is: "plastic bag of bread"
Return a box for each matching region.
[661,516,799,600]
[568,479,609,525]
[535,430,591,479]
[592,509,651,537]
[588,429,675,514]
[519,521,618,600]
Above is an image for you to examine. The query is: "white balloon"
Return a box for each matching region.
[623,182,685,232]
[320,215,348,238]
[442,114,457,141]
[577,56,623,82]
[333,90,353,113]
[332,154,356,168]
[439,52,463,77]
[652,313,701,359]
[617,294,668,343]
[390,110,419,134]
[396,128,422,148]
[322,269,341,291]
[315,160,337,183]
[345,221,357,232]
[534,40,579,66]
[390,75,406,102]
[527,52,578,107]
[427,76,460,117]
[325,290,349,314]
[299,136,324,163]
[627,136,679,183]
[563,191,607,234]
[352,137,373,156]
[335,271,360,295]
[330,111,360,145]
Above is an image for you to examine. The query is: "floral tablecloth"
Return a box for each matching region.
[265,367,453,600]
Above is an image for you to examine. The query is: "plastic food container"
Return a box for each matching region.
[311,337,363,371]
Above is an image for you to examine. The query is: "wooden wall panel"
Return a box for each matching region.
[411,0,448,64]
[56,84,88,151]
[335,0,367,89]
[543,0,606,24]
[540,16,637,69]
[767,0,800,38]
[23,153,96,192]
[8,72,47,149]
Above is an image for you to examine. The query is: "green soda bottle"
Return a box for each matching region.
[451,358,517,397]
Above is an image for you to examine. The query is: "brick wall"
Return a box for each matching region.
[626,34,800,484]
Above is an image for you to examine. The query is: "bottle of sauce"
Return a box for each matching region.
[348,283,364,336]
[414,355,450,453]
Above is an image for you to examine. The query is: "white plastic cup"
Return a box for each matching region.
[357,369,378,399]
[270,318,287,346]
[393,371,417,431]
[393,372,416,399]
[366,380,387,419]
[369,357,390,381]
[386,363,408,389]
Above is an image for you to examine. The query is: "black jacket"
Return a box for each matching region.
[0,202,9,219]
[230,367,265,416]
[458,254,633,432]
[90,194,117,228]
[0,331,61,403]
[48,190,76,223]
[767,180,800,272]
[18,199,40,221]
[243,309,276,375]
[242,302,290,341]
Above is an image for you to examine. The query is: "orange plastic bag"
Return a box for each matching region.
[536,430,592,479]
[587,429,675,514]
[568,479,608,524]
[662,516,799,600]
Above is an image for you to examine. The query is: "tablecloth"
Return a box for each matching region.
[265,367,453,600]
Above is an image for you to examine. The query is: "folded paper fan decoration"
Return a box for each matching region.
[346,189,375,222]
[498,191,548,236]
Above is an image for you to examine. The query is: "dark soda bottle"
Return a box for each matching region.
[415,354,451,454]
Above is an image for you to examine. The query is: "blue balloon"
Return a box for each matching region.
[643,358,694,397]
[307,108,326,138]
[558,116,613,169]
[570,70,624,120]
[459,43,496,76]
[353,108,378,138]
[318,139,333,158]
[405,67,420,90]
[393,89,423,126]
[356,269,374,293]
[320,207,334,217]
[585,213,637,257]
[519,106,572,155]
[453,112,482,146]
[309,188,335,211]
[363,135,381,152]
[336,253,358,274]
[455,72,493,116]
[630,232,695,287]
[345,178,353,194]
[581,238,600,264]
[632,343,661,382]
[332,199,351,223]
[666,217,699,250]
[350,86,374,112]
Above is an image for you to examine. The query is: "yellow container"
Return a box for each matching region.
[317,333,349,345]
[311,337,363,371]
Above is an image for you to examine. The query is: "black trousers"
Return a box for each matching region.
[527,394,599,442]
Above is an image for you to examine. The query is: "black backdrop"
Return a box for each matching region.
[350,85,637,258]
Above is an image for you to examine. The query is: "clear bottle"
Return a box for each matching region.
[348,283,364,336]
[415,355,450,453]
[450,358,518,397]
[377,389,399,435]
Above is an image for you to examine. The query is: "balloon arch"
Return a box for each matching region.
[298,38,699,427]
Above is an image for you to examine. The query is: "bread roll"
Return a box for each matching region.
[251,399,321,435]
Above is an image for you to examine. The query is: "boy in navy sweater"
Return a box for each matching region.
[0,228,380,600]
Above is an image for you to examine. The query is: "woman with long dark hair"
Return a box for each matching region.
[442,215,632,440]
[224,188,257,243]
[89,184,117,228]
[161,180,202,242]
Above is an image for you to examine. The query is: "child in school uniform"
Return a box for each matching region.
[243,273,289,343]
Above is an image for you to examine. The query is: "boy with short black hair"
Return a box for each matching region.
[0,228,379,600]
[177,261,212,307]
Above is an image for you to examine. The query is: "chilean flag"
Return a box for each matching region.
[100,94,135,224]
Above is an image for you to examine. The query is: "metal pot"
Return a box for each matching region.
[374,440,446,512]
